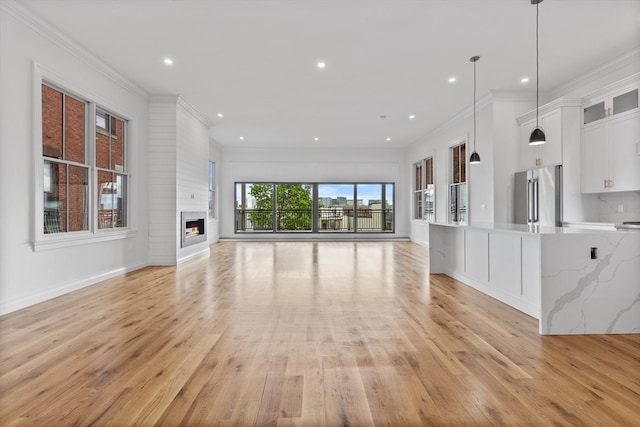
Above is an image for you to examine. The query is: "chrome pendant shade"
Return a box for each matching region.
[469,55,481,164]
[529,0,546,145]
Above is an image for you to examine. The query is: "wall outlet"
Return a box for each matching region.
[617,204,624,213]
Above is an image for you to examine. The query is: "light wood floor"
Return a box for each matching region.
[1,242,638,426]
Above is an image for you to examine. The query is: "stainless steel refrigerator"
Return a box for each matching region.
[513,165,562,226]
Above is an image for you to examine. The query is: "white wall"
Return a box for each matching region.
[405,96,497,246]
[176,100,210,262]
[148,97,177,264]
[0,5,150,314]
[492,96,536,224]
[219,147,407,239]
[208,138,223,244]
[148,96,211,264]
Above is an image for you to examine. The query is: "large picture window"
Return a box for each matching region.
[235,182,394,233]
[41,83,129,235]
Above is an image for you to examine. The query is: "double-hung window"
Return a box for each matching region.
[450,142,467,224]
[96,109,127,229]
[414,157,434,221]
[42,84,89,233]
[40,82,129,240]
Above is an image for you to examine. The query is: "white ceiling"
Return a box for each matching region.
[20,0,640,149]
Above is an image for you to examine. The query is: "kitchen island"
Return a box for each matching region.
[428,222,640,335]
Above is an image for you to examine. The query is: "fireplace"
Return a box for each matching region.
[181,211,207,247]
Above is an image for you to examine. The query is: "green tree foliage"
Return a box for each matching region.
[247,184,273,230]
[249,183,312,230]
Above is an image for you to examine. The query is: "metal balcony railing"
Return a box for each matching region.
[235,208,393,232]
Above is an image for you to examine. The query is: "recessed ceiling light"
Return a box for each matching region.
[409,115,416,119]
[317,61,326,69]
[521,77,530,83]
[386,137,391,142]
[314,137,319,141]
[239,136,244,140]
[448,77,456,83]
[163,58,173,65]
[217,113,223,118]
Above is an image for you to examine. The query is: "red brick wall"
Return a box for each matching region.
[42,85,126,233]
[42,84,87,233]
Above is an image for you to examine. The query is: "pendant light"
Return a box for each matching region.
[529,0,546,145]
[469,55,481,164]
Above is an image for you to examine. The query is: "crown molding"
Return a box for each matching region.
[516,97,584,125]
[581,72,640,103]
[413,92,493,144]
[549,48,640,99]
[1,0,148,98]
[177,96,213,128]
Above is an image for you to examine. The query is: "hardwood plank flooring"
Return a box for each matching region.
[1,241,639,426]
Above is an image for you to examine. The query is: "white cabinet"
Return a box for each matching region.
[489,233,521,297]
[518,109,563,169]
[466,229,488,282]
[581,85,640,193]
[516,98,582,171]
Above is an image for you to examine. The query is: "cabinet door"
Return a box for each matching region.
[581,122,608,193]
[610,111,640,192]
[519,110,562,169]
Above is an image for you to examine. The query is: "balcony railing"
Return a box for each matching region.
[235,208,393,232]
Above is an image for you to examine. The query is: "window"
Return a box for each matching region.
[450,142,467,223]
[96,109,127,229]
[235,182,394,233]
[414,157,434,221]
[41,82,129,236]
[209,161,216,219]
[42,84,89,233]
[414,161,423,219]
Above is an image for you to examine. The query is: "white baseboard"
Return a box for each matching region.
[0,262,147,316]
[177,247,210,264]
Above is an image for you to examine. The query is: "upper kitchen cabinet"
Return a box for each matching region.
[516,98,582,171]
[581,77,640,193]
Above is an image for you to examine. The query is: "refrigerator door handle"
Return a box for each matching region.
[527,180,533,223]
[533,180,539,223]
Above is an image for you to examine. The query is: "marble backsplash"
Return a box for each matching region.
[597,191,640,223]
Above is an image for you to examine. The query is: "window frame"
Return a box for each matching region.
[449,140,468,224]
[96,108,128,230]
[413,156,435,222]
[208,161,216,219]
[33,63,136,251]
[234,182,394,234]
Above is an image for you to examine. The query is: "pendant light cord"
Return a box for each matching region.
[473,59,477,151]
[536,1,539,129]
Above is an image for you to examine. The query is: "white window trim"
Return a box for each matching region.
[412,153,435,222]
[448,136,469,225]
[209,161,216,220]
[32,62,137,251]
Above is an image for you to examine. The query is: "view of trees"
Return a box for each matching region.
[249,183,313,230]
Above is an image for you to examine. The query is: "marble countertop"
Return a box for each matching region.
[428,221,632,235]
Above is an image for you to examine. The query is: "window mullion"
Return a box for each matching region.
[88,102,97,232]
